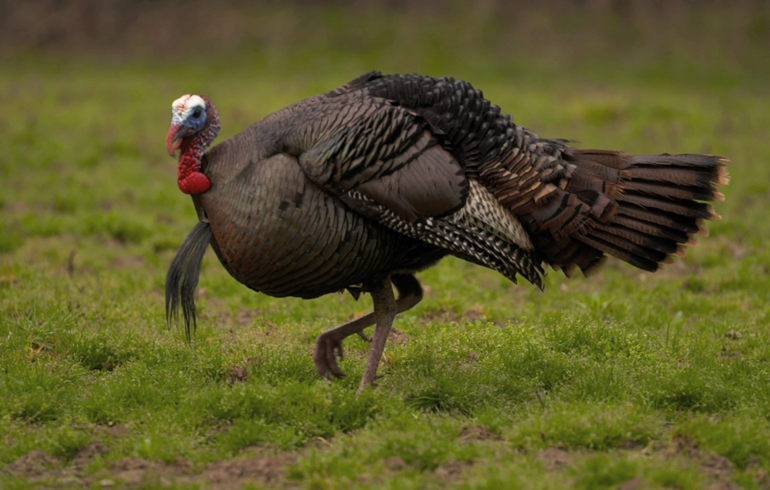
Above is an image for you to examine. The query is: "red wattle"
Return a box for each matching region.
[172,98,220,196]
[178,171,212,195]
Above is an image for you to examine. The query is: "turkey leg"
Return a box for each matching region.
[313,274,422,380]
[358,275,396,392]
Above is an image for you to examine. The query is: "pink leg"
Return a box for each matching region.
[313,274,422,380]
[358,275,396,392]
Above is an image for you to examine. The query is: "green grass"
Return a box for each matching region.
[2,3,770,488]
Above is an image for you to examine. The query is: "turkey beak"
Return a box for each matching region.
[167,122,183,156]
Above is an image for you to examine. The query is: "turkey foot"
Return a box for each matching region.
[314,331,347,379]
[313,304,383,379]
[313,274,423,381]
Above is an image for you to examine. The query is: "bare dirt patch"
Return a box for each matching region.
[383,456,407,470]
[72,441,108,468]
[537,447,572,471]
[701,453,741,490]
[422,307,463,325]
[89,458,178,487]
[434,460,474,478]
[463,307,487,323]
[235,308,264,327]
[665,436,743,490]
[5,450,61,478]
[619,478,651,490]
[5,449,299,489]
[702,453,735,478]
[458,425,503,444]
[105,424,131,437]
[202,453,297,488]
[668,434,700,457]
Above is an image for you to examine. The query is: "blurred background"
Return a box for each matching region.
[2,0,767,77]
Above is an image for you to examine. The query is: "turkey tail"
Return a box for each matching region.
[572,151,728,273]
[166,221,213,341]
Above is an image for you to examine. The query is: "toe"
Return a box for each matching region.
[314,334,347,379]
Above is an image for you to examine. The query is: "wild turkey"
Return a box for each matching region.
[166,71,728,391]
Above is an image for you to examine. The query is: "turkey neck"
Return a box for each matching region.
[177,108,221,195]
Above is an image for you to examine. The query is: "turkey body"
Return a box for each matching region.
[198,148,445,299]
[166,71,727,391]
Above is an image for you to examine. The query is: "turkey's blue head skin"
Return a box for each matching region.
[167,94,208,155]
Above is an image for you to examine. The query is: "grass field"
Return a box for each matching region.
[2,3,770,488]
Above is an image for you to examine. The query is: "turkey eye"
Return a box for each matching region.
[193,108,203,118]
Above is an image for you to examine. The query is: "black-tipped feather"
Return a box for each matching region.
[615,205,702,235]
[165,221,213,341]
[623,180,717,202]
[618,192,714,219]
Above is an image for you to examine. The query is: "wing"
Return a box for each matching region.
[270,76,544,287]
[293,95,468,222]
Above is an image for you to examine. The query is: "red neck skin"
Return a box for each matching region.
[177,110,220,195]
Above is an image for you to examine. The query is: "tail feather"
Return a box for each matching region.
[615,205,703,235]
[575,234,660,272]
[626,166,721,190]
[588,228,667,262]
[610,214,689,244]
[622,180,719,202]
[575,152,727,273]
[629,153,728,172]
[592,223,680,255]
[617,192,715,219]
[165,221,213,341]
[525,150,728,275]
